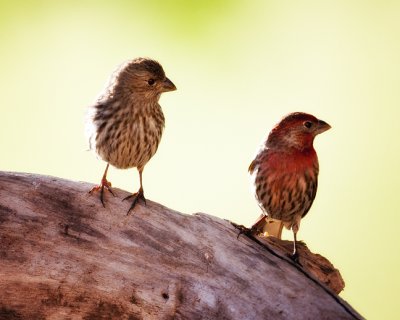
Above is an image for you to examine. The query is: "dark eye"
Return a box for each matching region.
[303,121,313,129]
[148,79,155,86]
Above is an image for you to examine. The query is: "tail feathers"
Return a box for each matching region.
[250,214,284,239]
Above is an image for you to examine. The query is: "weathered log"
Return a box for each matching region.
[0,171,362,319]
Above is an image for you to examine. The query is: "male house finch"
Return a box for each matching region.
[86,58,176,212]
[248,112,331,260]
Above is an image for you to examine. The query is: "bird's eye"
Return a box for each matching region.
[147,79,155,86]
[303,121,313,129]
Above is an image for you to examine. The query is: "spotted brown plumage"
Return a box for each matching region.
[86,58,176,212]
[249,112,331,260]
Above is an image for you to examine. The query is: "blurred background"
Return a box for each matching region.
[1,0,399,318]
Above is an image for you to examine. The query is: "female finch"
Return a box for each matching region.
[86,58,176,212]
[249,112,331,260]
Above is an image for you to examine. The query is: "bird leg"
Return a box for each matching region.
[89,163,115,207]
[290,230,300,263]
[288,219,303,265]
[285,217,301,263]
[123,169,147,213]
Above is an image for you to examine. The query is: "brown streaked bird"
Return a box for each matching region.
[248,112,331,260]
[86,57,176,212]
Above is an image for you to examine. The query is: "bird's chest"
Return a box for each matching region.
[98,107,165,169]
[254,150,319,220]
[120,111,164,162]
[125,113,163,143]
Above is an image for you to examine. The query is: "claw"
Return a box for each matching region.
[89,178,114,208]
[123,188,146,214]
[235,224,252,239]
[288,251,302,265]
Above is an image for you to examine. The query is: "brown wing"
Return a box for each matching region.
[301,170,318,218]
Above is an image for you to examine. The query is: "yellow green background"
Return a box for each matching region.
[1,1,399,318]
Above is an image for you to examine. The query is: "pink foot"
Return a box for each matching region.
[89,178,115,207]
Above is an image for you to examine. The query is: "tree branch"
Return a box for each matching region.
[0,171,363,319]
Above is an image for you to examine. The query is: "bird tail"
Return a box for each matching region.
[250,214,284,239]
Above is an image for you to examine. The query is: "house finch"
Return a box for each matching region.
[248,112,331,260]
[86,58,176,212]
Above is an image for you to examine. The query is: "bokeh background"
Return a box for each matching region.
[1,0,399,318]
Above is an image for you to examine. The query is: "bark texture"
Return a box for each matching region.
[0,171,362,319]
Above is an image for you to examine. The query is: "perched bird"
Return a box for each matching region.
[86,57,176,212]
[248,112,331,260]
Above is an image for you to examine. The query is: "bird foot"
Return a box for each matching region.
[288,251,302,265]
[231,222,252,239]
[123,189,146,214]
[89,178,115,207]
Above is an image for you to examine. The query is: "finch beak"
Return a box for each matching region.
[161,77,176,92]
[316,119,331,134]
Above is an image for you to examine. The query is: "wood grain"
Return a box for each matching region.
[0,171,362,319]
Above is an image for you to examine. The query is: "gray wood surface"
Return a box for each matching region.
[0,171,362,319]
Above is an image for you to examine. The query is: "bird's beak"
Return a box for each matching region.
[316,119,331,134]
[161,77,176,92]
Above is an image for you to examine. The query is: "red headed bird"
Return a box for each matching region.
[249,112,331,260]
